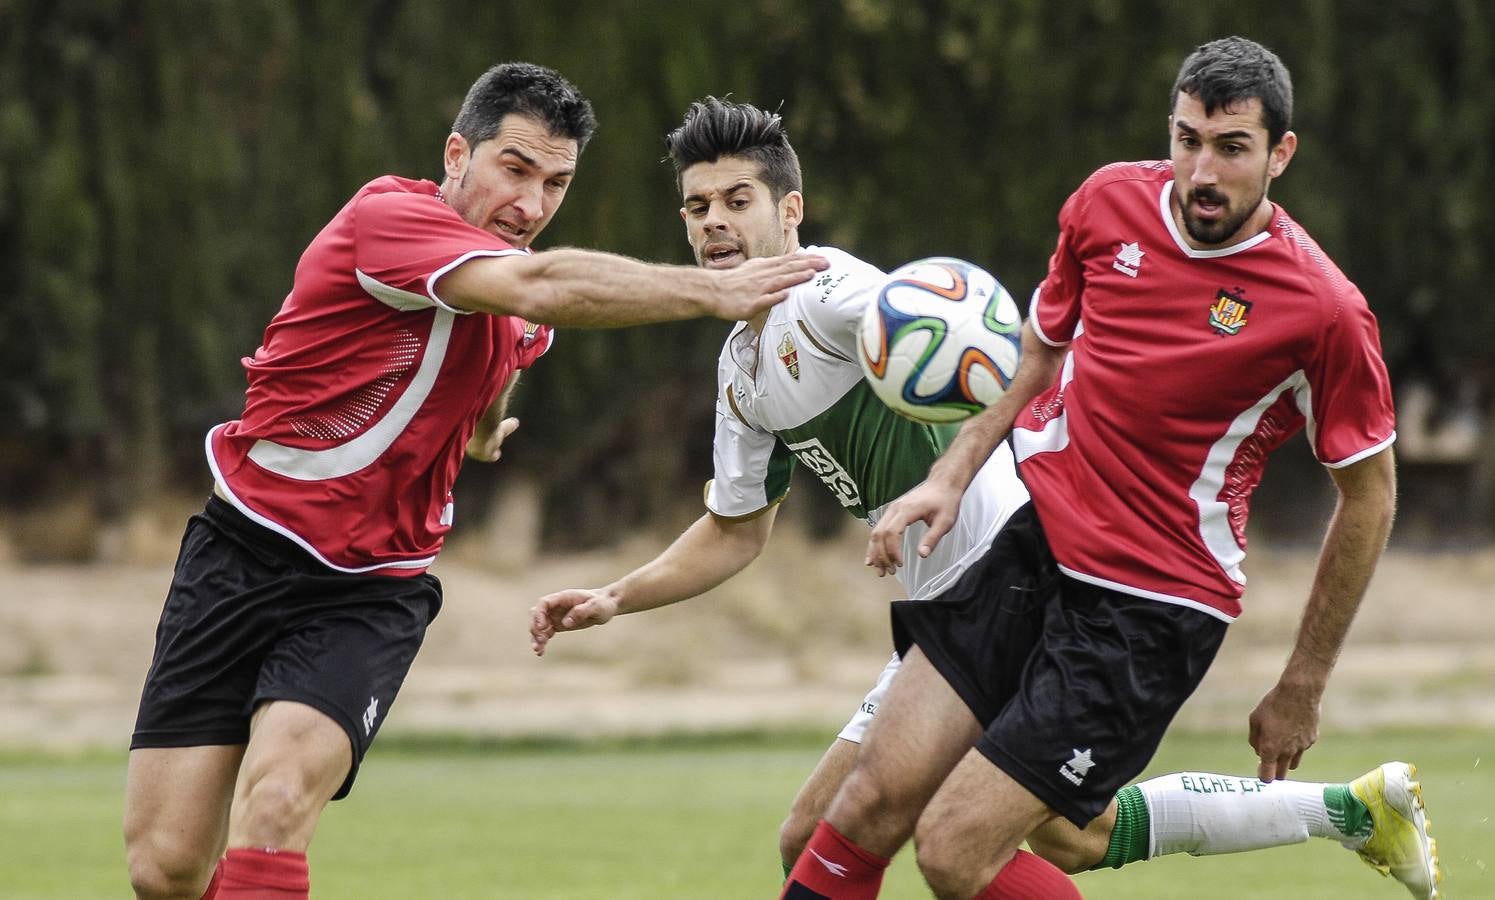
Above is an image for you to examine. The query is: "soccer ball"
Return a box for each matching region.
[857,257,1022,424]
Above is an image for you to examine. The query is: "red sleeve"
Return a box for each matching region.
[1307,285,1397,466]
[1030,187,1086,346]
[353,190,524,312]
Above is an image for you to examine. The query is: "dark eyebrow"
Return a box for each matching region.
[1175,121,1256,143]
[684,181,755,205]
[498,146,575,179]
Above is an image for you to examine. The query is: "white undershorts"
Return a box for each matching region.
[836,652,901,743]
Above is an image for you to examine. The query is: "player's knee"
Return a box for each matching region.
[125,833,214,900]
[834,767,908,823]
[911,834,982,900]
[235,774,320,846]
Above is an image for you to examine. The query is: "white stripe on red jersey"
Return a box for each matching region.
[208,176,552,575]
[1014,162,1395,620]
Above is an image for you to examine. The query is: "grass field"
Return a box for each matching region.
[2,729,1488,899]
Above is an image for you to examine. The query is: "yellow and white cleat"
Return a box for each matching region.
[1349,762,1442,899]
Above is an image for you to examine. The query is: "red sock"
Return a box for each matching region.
[973,849,1082,899]
[217,848,310,899]
[199,857,225,900]
[780,819,890,899]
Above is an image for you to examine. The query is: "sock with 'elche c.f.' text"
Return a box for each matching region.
[1096,771,1373,867]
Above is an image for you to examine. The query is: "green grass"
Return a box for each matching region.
[2,730,1489,898]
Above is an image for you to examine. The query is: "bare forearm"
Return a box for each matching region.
[439,248,719,327]
[609,509,776,614]
[505,249,718,326]
[1280,452,1397,690]
[440,249,824,327]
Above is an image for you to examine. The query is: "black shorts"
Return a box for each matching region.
[891,502,1228,827]
[131,496,442,799]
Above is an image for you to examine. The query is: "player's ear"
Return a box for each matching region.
[780,190,804,229]
[444,133,470,182]
[1268,130,1297,178]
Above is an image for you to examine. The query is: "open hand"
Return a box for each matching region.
[865,478,965,577]
[712,252,828,321]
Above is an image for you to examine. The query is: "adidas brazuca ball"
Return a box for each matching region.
[857,257,1023,424]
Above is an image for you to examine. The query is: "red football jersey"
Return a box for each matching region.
[208,176,552,576]
[1014,162,1395,620]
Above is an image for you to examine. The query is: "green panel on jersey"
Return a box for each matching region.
[773,381,955,521]
[762,436,797,510]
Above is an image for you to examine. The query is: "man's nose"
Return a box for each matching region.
[702,200,731,230]
[512,181,544,222]
[1191,148,1221,187]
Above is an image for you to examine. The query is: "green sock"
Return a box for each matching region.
[1093,785,1151,870]
[1324,784,1373,840]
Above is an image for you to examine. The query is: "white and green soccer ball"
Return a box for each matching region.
[857,257,1023,424]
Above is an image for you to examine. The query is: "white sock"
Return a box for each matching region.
[1136,771,1355,858]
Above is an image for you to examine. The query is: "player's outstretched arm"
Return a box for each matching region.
[1249,447,1396,781]
[866,322,1064,575]
[438,249,827,327]
[530,506,778,656]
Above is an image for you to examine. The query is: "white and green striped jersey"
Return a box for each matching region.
[704,245,1030,601]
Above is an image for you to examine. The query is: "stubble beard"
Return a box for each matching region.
[1182,172,1270,247]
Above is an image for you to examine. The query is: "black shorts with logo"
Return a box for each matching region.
[131,496,442,799]
[890,502,1228,827]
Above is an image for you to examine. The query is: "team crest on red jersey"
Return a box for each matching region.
[521,320,542,345]
[777,332,801,380]
[1208,290,1252,336]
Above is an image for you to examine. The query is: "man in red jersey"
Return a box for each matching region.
[122,62,825,900]
[782,37,1438,900]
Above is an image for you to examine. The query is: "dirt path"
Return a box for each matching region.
[2,531,1491,751]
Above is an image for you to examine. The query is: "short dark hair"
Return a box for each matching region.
[452,62,597,152]
[664,97,803,200]
[1171,36,1293,146]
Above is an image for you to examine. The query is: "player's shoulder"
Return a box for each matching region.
[800,244,885,301]
[1052,161,1170,231]
[805,244,879,273]
[1268,207,1353,284]
[1084,159,1173,187]
[1268,206,1366,314]
[350,176,516,255]
[1073,160,1172,206]
[352,176,445,213]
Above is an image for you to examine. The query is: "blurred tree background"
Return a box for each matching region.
[1,0,1490,558]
